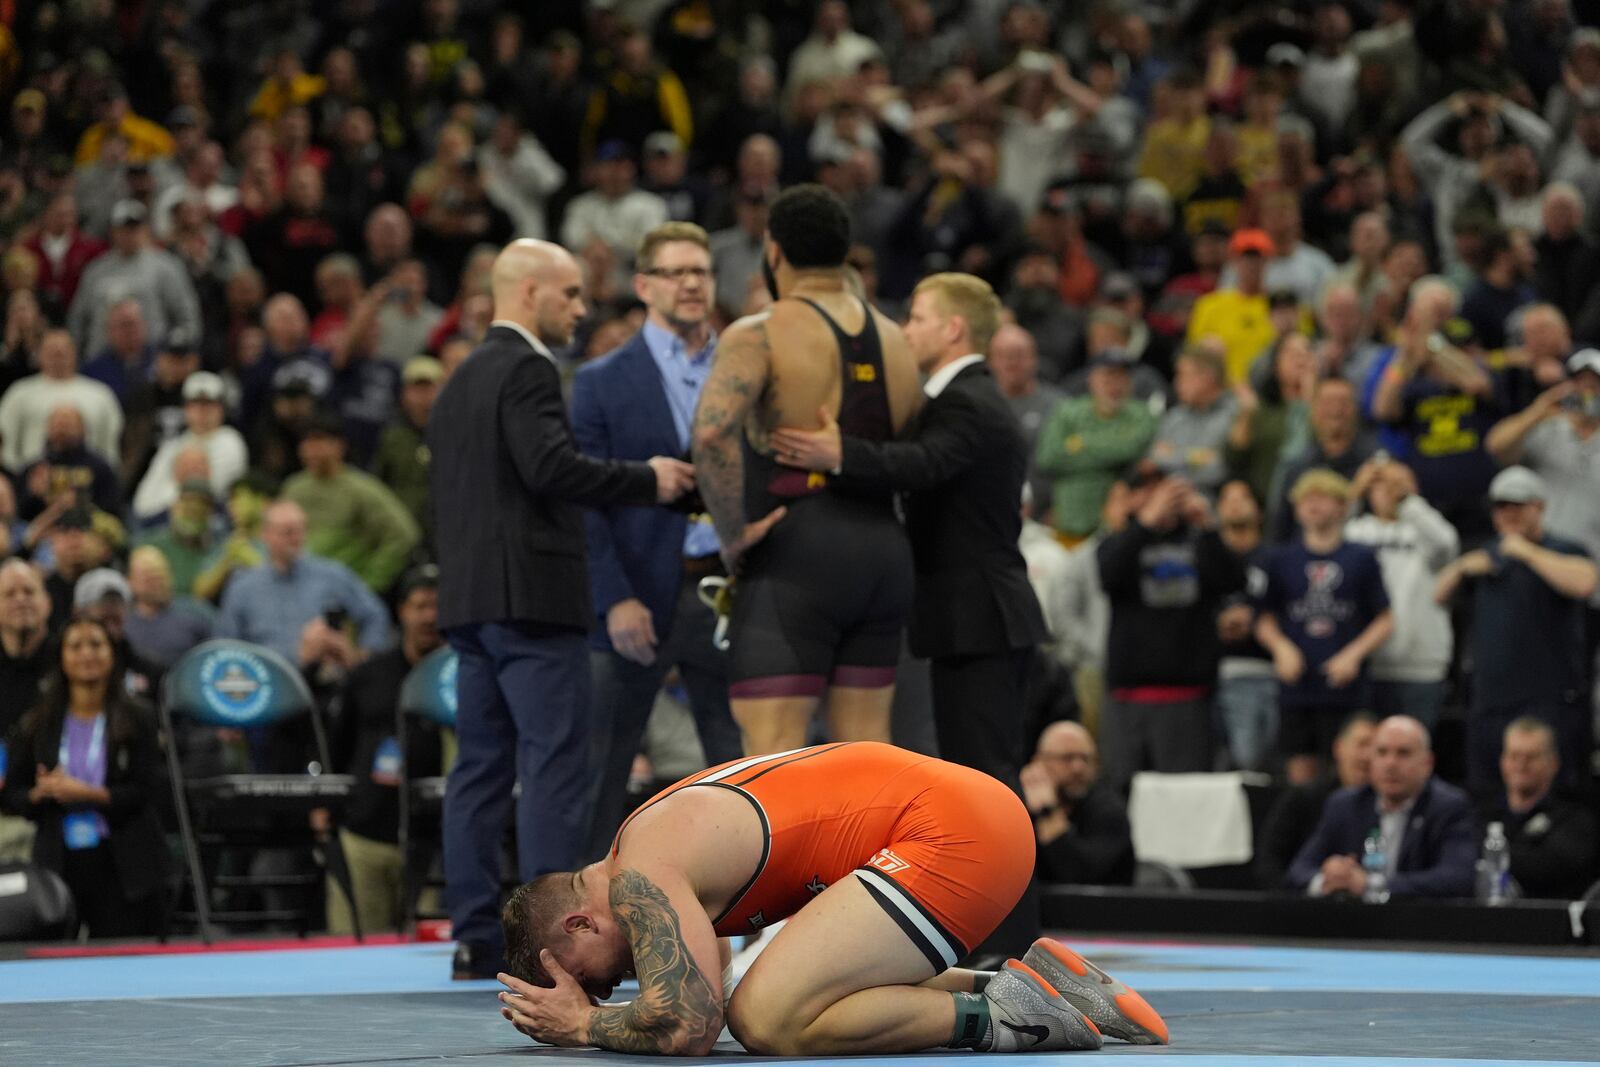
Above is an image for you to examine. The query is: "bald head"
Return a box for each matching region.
[46,405,86,450]
[491,239,587,348]
[1371,715,1433,808]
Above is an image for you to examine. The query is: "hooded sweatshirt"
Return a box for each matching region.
[1343,494,1459,682]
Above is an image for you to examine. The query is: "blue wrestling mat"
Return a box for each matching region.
[3,937,1598,1065]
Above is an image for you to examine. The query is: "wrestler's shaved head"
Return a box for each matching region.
[491,239,587,348]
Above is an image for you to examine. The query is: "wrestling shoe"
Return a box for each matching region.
[1020,938,1169,1045]
[982,959,1103,1051]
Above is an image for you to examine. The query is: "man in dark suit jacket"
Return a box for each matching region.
[1287,715,1477,898]
[428,239,694,979]
[570,223,743,860]
[771,271,1049,957]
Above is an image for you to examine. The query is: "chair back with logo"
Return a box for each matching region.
[398,645,458,729]
[0,862,76,941]
[160,639,358,942]
[396,646,457,929]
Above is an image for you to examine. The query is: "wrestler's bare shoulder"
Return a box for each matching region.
[616,783,767,908]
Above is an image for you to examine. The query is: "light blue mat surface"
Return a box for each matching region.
[3,938,1597,1065]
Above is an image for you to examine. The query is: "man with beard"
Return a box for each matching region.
[430,238,695,980]
[17,406,122,522]
[691,185,922,756]
[573,223,744,860]
[1022,720,1133,886]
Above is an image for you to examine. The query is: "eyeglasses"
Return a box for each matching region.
[644,266,711,283]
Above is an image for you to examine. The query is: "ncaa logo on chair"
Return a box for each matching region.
[438,653,458,717]
[198,649,275,723]
[869,849,911,875]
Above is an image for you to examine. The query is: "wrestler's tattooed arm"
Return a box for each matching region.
[692,314,771,551]
[582,868,724,1055]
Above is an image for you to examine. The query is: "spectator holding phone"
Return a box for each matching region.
[217,499,390,670]
[1486,349,1600,580]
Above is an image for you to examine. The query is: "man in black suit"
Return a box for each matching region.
[771,271,1049,957]
[428,238,695,979]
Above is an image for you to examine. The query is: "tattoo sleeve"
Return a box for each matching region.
[692,318,770,547]
[583,869,723,1055]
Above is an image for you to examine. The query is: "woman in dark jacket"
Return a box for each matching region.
[2,615,167,937]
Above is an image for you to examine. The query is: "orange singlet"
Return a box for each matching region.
[613,742,1034,971]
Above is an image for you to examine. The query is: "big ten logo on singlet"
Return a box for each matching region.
[1138,542,1199,608]
[848,362,877,383]
[869,848,911,876]
[1413,393,1480,458]
[1289,559,1351,638]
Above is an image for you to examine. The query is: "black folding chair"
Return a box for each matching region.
[396,645,456,932]
[160,639,362,943]
[0,862,76,941]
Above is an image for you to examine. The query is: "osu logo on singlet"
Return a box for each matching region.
[869,849,911,875]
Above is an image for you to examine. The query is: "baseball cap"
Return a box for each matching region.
[111,199,148,227]
[1570,27,1600,54]
[1089,346,1138,370]
[160,328,198,357]
[12,89,45,114]
[594,139,632,163]
[1488,465,1546,504]
[1101,272,1139,301]
[1566,348,1600,377]
[1124,178,1172,216]
[182,370,225,402]
[272,361,329,396]
[396,562,440,601]
[1229,228,1276,257]
[643,130,683,157]
[1266,42,1305,67]
[73,567,131,609]
[402,355,445,384]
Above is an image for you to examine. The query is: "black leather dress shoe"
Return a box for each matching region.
[452,940,507,980]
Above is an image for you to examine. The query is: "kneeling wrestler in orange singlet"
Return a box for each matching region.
[495,742,1168,1055]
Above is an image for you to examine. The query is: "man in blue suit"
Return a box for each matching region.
[1287,715,1477,898]
[572,222,744,859]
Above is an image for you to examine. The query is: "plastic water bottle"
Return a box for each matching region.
[1478,822,1511,905]
[1361,829,1389,903]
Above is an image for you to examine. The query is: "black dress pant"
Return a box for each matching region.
[930,646,1040,963]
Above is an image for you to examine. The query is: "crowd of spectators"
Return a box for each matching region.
[0,0,1599,936]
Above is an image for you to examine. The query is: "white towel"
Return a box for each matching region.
[1128,772,1254,868]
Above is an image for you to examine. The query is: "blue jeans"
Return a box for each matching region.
[1369,679,1445,732]
[442,622,591,949]
[1215,675,1278,771]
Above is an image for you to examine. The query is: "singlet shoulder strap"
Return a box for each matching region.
[794,295,872,342]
